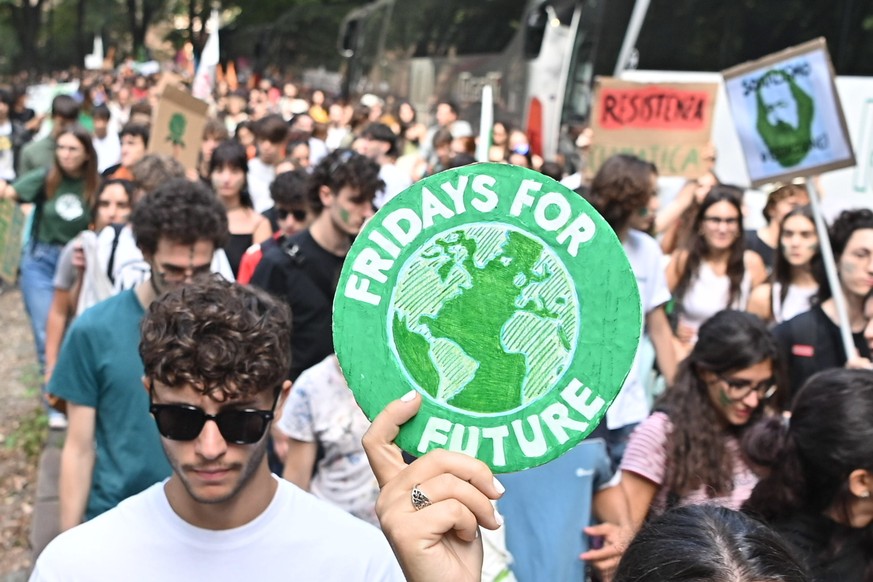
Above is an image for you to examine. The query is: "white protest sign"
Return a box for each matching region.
[722,38,855,188]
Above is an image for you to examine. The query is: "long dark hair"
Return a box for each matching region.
[614,505,809,582]
[208,140,253,209]
[657,310,783,499]
[772,205,825,310]
[673,185,746,307]
[743,369,873,579]
[47,125,99,209]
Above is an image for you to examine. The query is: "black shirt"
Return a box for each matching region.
[745,229,774,272]
[250,229,344,380]
[771,511,868,582]
[772,306,871,400]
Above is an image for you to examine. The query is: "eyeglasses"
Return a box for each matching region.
[276,207,307,222]
[149,386,280,444]
[154,263,213,284]
[717,374,778,401]
[702,216,740,227]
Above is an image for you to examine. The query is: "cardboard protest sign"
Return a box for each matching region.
[333,163,641,472]
[0,200,25,285]
[148,85,208,171]
[722,38,855,187]
[589,79,718,178]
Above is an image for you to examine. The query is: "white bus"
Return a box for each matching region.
[339,0,873,215]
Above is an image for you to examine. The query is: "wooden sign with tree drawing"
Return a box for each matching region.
[148,85,208,170]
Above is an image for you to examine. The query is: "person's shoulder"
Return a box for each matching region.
[33,484,159,576]
[73,289,140,329]
[276,479,389,547]
[627,229,662,254]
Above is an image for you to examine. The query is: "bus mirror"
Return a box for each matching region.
[339,18,359,58]
[524,3,549,59]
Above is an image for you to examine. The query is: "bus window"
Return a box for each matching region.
[632,0,873,76]
[524,3,549,59]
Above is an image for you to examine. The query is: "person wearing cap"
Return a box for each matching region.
[355,122,412,208]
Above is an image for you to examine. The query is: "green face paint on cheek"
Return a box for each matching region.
[338,207,351,224]
[718,389,733,407]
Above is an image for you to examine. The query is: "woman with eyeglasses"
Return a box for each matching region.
[743,368,873,582]
[209,140,272,279]
[620,310,784,539]
[666,185,768,359]
[747,205,823,325]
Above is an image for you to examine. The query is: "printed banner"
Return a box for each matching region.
[148,85,209,171]
[0,200,25,285]
[722,38,855,187]
[589,79,718,178]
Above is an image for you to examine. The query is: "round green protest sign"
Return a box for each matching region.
[333,163,641,472]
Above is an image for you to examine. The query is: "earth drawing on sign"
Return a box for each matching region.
[390,223,578,415]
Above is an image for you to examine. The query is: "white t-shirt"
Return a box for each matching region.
[374,163,413,209]
[92,132,121,174]
[0,120,15,181]
[607,230,671,429]
[246,157,277,214]
[31,477,404,582]
[276,355,380,526]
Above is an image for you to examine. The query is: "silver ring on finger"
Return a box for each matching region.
[411,483,432,511]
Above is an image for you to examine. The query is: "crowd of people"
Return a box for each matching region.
[1,67,872,582]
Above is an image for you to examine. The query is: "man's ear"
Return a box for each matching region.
[273,380,293,422]
[848,468,873,499]
[142,375,151,395]
[318,185,334,208]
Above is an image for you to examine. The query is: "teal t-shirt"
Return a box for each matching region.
[48,290,172,520]
[13,168,91,245]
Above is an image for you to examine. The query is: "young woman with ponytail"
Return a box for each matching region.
[743,368,873,582]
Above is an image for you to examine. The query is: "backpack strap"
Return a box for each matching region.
[105,224,125,284]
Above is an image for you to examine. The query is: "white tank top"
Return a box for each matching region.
[678,261,752,333]
[771,282,817,323]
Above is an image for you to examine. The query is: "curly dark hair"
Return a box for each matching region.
[306,148,383,214]
[657,310,784,500]
[586,154,657,231]
[673,185,746,308]
[131,178,228,256]
[614,505,809,582]
[139,277,292,399]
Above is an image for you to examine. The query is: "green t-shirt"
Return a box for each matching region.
[13,168,92,245]
[48,289,172,520]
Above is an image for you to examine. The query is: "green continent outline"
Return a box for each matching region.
[391,226,573,415]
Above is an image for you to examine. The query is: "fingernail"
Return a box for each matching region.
[493,476,505,495]
[494,509,504,527]
[400,390,417,402]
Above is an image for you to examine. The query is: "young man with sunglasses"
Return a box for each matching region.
[33,278,402,580]
[47,179,229,533]
[251,149,383,381]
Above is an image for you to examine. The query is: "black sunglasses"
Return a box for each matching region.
[276,207,307,222]
[149,384,280,445]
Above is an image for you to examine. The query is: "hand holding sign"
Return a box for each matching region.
[362,390,503,582]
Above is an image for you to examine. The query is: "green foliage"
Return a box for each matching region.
[4,408,48,461]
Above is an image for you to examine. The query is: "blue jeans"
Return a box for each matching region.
[19,241,62,372]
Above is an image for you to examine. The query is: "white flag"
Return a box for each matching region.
[192,10,220,101]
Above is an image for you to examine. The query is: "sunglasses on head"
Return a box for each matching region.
[276,207,307,222]
[148,383,280,445]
